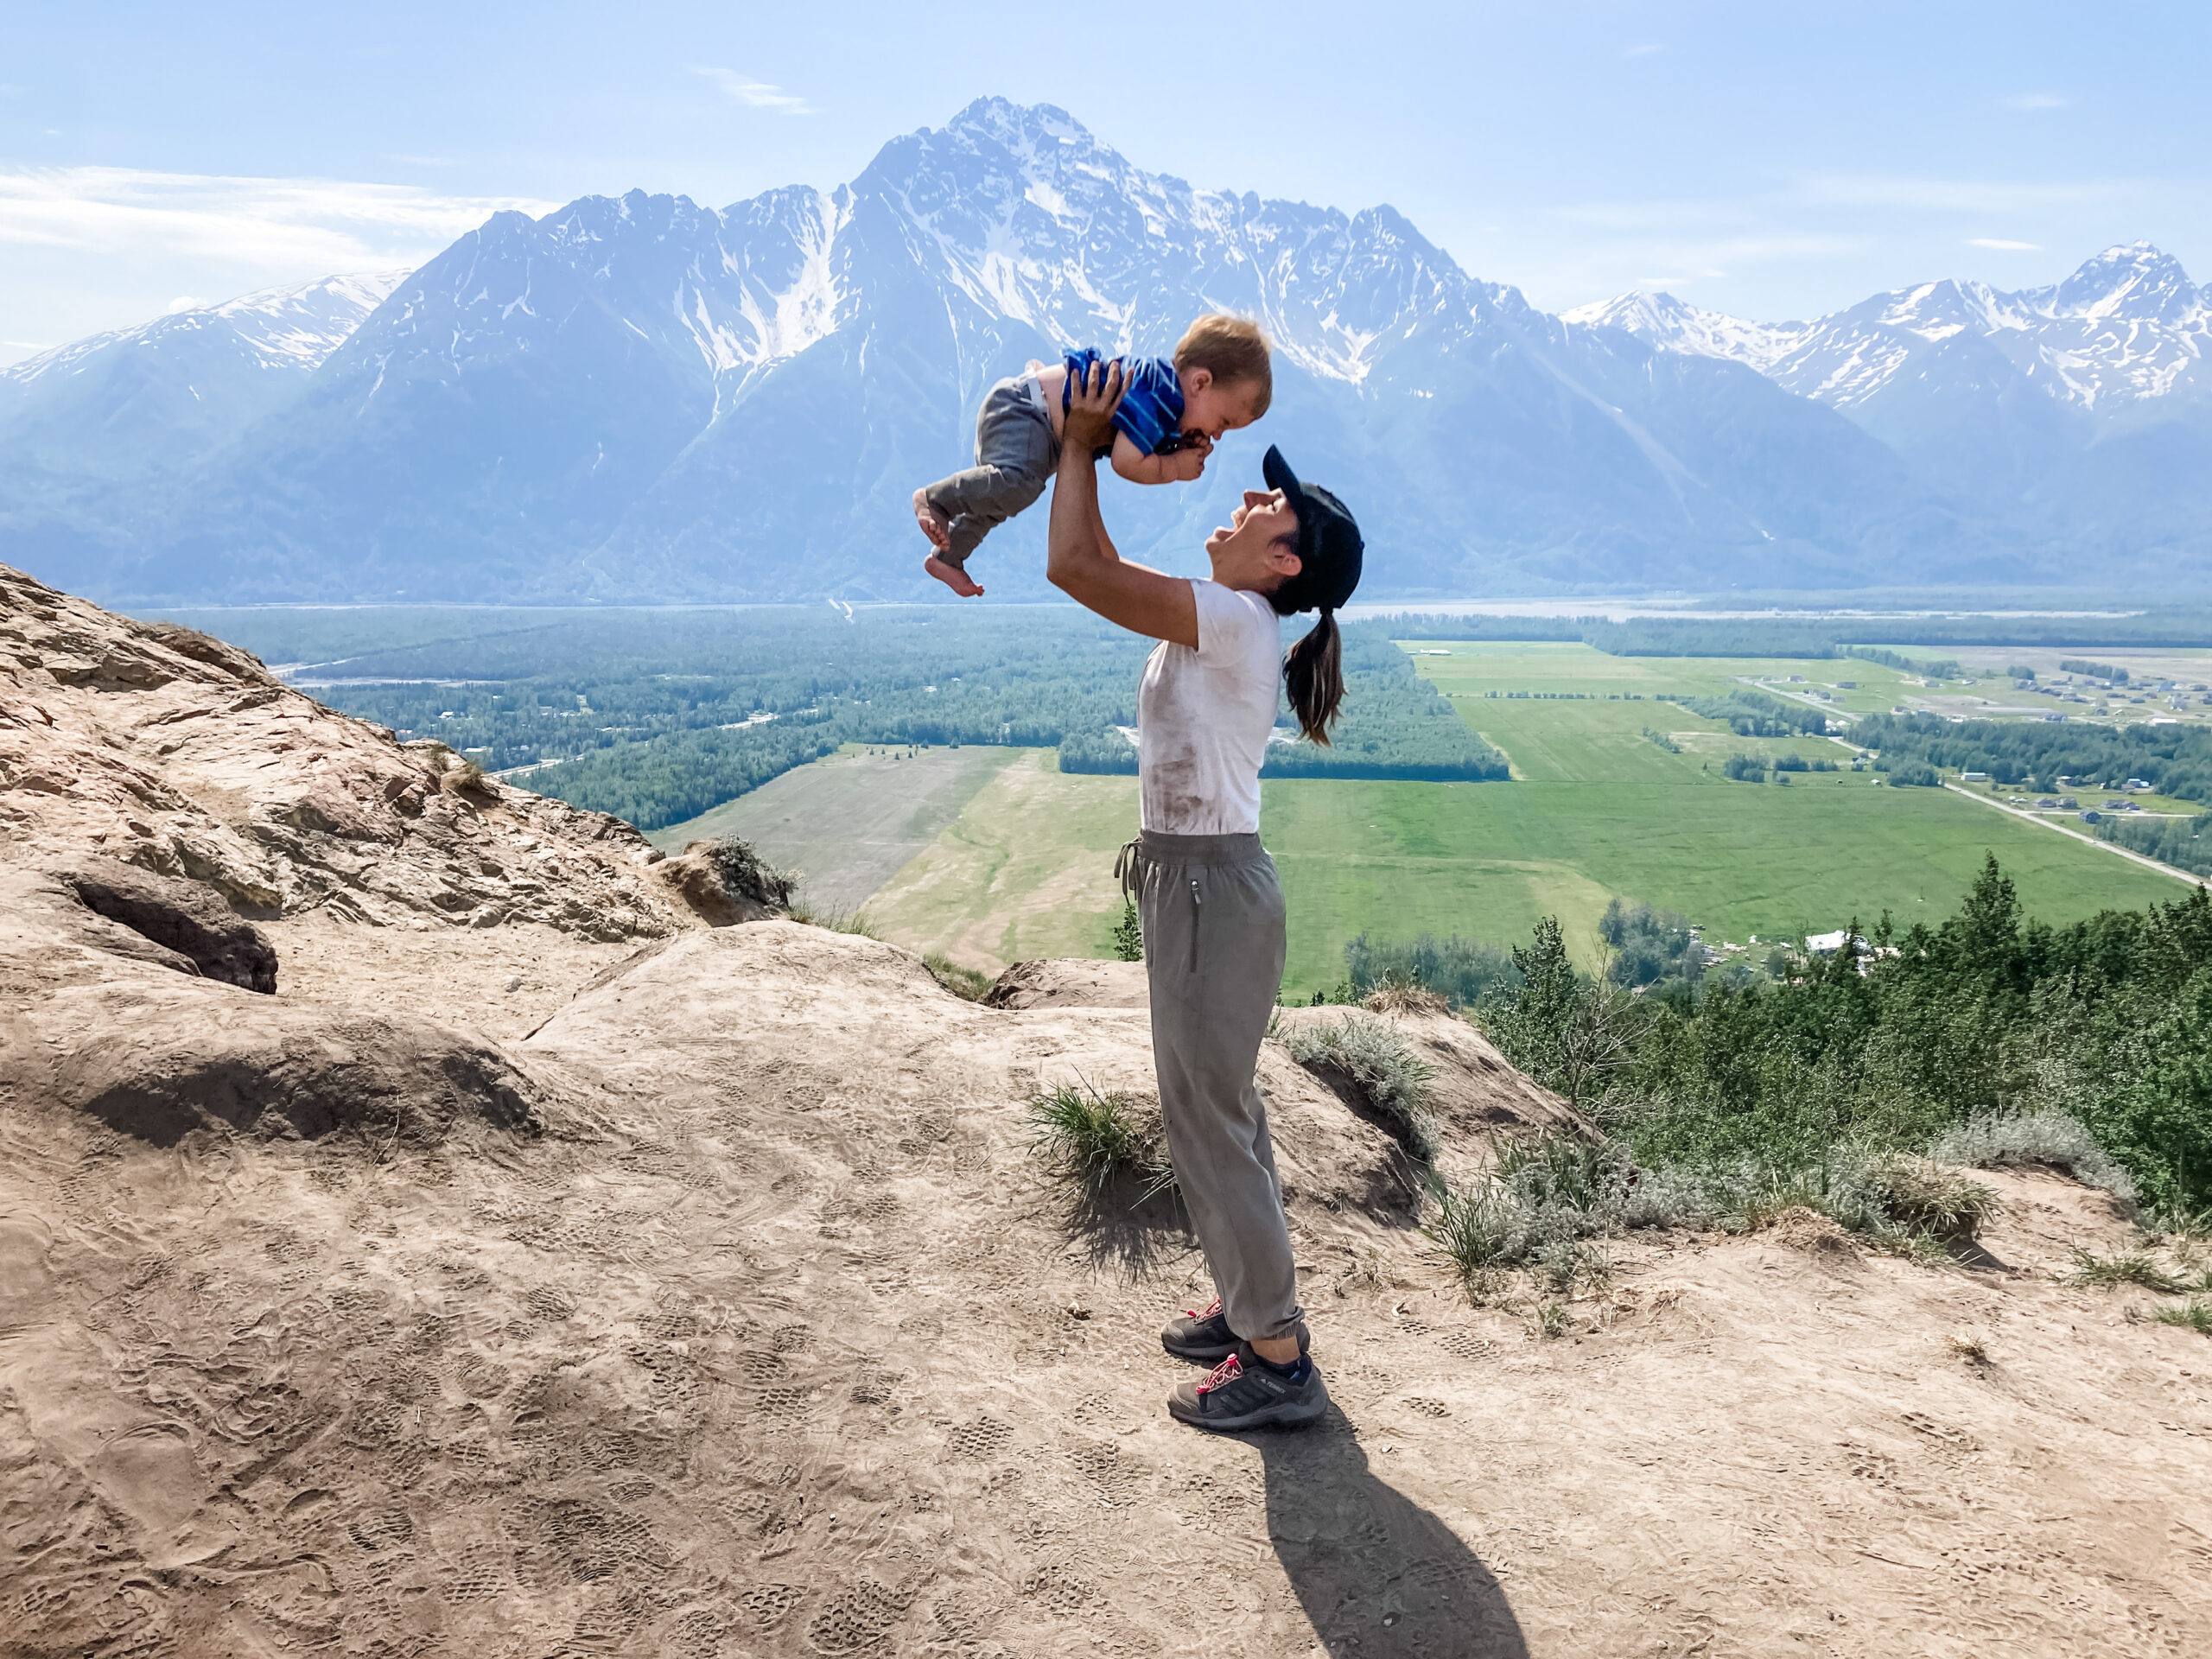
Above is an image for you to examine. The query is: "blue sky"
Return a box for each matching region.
[5,1,2208,363]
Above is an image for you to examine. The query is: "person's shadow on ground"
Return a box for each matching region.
[1257,1406,1527,1656]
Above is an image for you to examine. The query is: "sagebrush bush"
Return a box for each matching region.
[1928,1110,2138,1211]
[1282,1011,1440,1156]
[703,836,797,909]
[1027,1080,1176,1200]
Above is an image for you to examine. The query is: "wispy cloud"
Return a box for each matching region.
[2002,92,2069,111]
[1800,173,2129,213]
[693,67,814,115]
[163,294,204,313]
[0,166,563,269]
[1966,237,2040,251]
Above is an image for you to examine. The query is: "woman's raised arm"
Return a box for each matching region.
[1046,359,1199,648]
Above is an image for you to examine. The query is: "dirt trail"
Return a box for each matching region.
[3,921,2209,1656]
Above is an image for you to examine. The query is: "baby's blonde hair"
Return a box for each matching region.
[1174,315,1273,416]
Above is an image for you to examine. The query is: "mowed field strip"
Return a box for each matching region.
[668,645,2191,998]
[649,743,1020,914]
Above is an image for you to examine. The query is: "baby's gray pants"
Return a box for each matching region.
[1121,830,1303,1343]
[924,374,1058,564]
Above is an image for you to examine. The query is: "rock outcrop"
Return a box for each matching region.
[1,561,699,938]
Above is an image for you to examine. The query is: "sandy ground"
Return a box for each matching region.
[4,921,2210,1657]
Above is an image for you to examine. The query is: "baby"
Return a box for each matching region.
[914,314,1274,596]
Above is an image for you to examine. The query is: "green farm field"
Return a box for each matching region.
[852,645,2190,997]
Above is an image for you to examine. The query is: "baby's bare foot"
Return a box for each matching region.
[925,553,984,597]
[912,488,952,551]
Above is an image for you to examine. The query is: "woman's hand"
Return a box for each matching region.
[1063,357,1124,453]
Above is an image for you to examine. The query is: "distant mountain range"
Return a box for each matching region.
[3,99,2207,605]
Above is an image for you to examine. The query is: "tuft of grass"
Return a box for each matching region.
[1027,1078,1176,1201]
[2155,1298,2212,1335]
[1863,1155,2000,1240]
[1423,1175,1526,1297]
[785,899,883,938]
[924,951,994,1002]
[2067,1248,2184,1293]
[1947,1332,1992,1365]
[1527,1300,1569,1340]
[1281,1011,1440,1157]
[1928,1111,2137,1212]
[1363,975,1449,1017]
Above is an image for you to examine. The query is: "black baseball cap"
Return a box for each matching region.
[1262,445,1363,615]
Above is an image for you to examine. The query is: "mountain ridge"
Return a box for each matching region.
[3,100,2204,602]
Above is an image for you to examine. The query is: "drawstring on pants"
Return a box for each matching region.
[1114,836,1143,903]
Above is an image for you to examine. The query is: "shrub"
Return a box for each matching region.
[1863,1154,1999,1238]
[1722,753,1766,782]
[702,836,797,909]
[1110,899,1143,963]
[1027,1079,1176,1199]
[1282,1012,1440,1156]
[1927,1111,2138,1211]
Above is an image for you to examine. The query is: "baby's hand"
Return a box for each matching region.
[1166,442,1209,482]
[1064,358,1124,453]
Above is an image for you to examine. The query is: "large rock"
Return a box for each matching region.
[0,560,702,938]
[56,854,278,991]
[0,866,556,1148]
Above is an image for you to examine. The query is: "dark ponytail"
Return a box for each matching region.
[1282,610,1344,745]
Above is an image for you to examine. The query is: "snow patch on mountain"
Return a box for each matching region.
[1576,242,2210,415]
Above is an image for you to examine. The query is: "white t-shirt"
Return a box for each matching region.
[1137,580,1283,835]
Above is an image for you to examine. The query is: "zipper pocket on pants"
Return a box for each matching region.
[1188,875,1202,973]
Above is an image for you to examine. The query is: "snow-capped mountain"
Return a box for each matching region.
[1567,243,2212,416]
[1565,244,2212,553]
[2,273,406,480]
[5,102,2202,603]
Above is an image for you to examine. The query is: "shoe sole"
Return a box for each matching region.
[1167,1374,1331,1433]
[1160,1321,1310,1365]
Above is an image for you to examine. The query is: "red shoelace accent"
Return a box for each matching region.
[1183,1296,1224,1321]
[1195,1353,1243,1396]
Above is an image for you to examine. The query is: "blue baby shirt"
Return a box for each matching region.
[1062,347,1187,457]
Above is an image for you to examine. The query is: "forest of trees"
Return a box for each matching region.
[1854,712,2212,805]
[270,608,1503,830]
[2099,814,2212,879]
[1058,625,1507,781]
[1402,861,2212,1219]
[1662,688,1830,737]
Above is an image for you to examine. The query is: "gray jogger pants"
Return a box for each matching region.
[1119,830,1303,1343]
[924,373,1058,564]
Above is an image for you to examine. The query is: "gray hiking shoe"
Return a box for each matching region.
[1167,1344,1330,1432]
[1160,1297,1310,1363]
